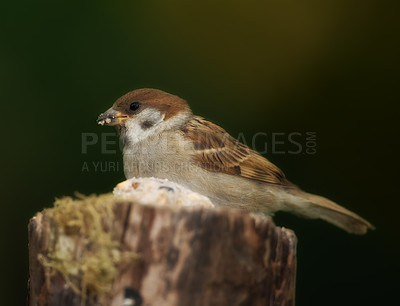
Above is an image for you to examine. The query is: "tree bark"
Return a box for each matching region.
[28,196,297,306]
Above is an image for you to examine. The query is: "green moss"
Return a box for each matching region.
[37,193,140,304]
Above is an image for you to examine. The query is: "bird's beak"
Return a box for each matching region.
[97,108,129,126]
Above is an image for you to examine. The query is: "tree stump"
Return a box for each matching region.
[28,194,297,306]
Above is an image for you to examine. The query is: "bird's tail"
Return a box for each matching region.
[281,187,374,235]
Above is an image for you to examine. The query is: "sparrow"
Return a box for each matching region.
[97,88,374,234]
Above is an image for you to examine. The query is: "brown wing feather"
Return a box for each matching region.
[182,117,287,185]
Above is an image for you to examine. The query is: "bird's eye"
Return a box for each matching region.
[130,101,140,111]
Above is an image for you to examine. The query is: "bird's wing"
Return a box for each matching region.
[182,116,287,185]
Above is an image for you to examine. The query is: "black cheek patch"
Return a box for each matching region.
[141,120,154,130]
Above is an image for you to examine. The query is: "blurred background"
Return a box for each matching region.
[1,0,399,305]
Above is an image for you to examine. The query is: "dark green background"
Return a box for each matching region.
[1,1,398,305]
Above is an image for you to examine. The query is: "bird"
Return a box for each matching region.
[97,88,374,234]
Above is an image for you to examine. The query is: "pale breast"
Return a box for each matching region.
[122,129,282,213]
[122,130,194,180]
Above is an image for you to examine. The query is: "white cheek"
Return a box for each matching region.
[124,109,165,145]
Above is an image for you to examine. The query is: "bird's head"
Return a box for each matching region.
[97,88,192,143]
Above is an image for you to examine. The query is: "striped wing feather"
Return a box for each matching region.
[183,117,287,185]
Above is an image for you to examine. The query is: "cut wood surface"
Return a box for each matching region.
[28,194,297,306]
